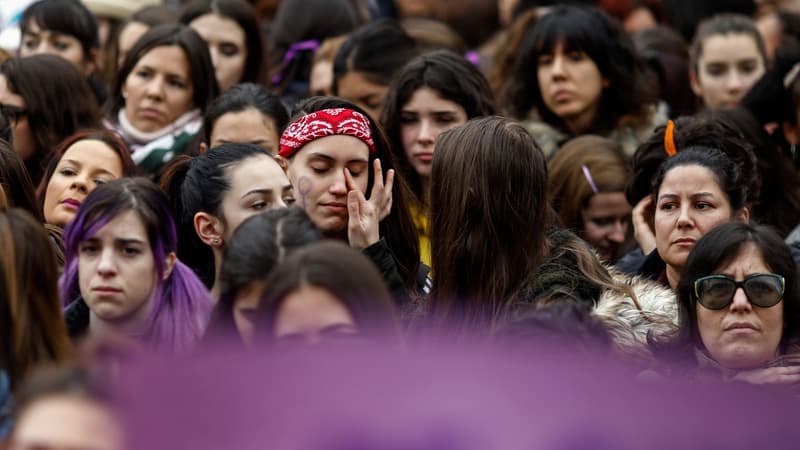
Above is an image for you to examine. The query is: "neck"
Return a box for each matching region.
[666,264,682,291]
[562,107,598,135]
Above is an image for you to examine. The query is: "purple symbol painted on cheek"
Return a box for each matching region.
[297,176,312,210]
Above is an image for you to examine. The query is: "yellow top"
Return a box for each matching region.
[410,202,431,268]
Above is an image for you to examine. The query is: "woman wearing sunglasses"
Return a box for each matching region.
[675,222,800,384]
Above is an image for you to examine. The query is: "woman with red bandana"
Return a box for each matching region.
[278,97,429,307]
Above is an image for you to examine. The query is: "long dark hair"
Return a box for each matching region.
[505,5,655,134]
[288,96,421,292]
[0,55,100,184]
[430,116,549,329]
[381,49,496,204]
[256,240,401,345]
[179,0,267,85]
[676,222,800,355]
[205,208,320,341]
[106,24,220,119]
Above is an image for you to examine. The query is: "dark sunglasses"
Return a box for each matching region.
[693,273,785,310]
[0,104,27,124]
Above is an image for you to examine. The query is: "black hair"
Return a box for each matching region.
[205,207,321,342]
[269,0,360,97]
[0,141,40,221]
[106,24,220,119]
[381,49,496,202]
[676,222,800,355]
[179,0,267,85]
[160,143,271,287]
[333,19,419,90]
[0,55,100,184]
[651,147,747,212]
[506,4,656,134]
[202,83,289,150]
[21,0,99,57]
[627,114,760,207]
[288,96,421,291]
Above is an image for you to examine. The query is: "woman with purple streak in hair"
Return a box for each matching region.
[60,177,213,354]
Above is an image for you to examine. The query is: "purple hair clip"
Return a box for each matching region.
[581,165,599,194]
[271,39,321,85]
[464,51,480,66]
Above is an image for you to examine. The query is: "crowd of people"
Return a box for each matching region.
[2,0,800,446]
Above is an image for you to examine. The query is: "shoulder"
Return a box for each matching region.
[593,268,680,366]
[520,118,568,159]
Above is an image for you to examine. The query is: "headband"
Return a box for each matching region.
[278,108,377,158]
[581,165,599,194]
[664,119,677,157]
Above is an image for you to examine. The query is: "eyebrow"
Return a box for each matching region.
[658,192,716,201]
[308,153,369,164]
[83,237,146,246]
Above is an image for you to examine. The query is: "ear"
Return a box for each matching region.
[689,69,703,97]
[163,251,177,280]
[193,211,225,248]
[735,207,750,224]
[602,78,610,88]
[199,142,208,154]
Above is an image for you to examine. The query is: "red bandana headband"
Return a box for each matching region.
[278,108,377,158]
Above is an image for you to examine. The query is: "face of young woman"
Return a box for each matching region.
[400,87,468,180]
[537,41,606,133]
[691,33,765,109]
[209,108,279,154]
[121,45,195,133]
[20,21,93,75]
[0,74,35,161]
[43,139,125,227]
[654,164,735,274]
[219,154,294,241]
[273,285,358,346]
[189,13,247,92]
[79,210,159,328]
[696,243,784,369]
[580,191,631,262]
[336,71,388,120]
[117,21,150,68]
[10,395,123,450]
[286,135,370,235]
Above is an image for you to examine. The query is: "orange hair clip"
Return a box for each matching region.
[664,119,677,157]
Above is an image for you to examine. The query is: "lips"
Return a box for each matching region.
[139,108,163,120]
[552,89,574,102]
[92,286,122,293]
[60,198,82,210]
[320,202,348,214]
[413,152,433,163]
[672,237,696,246]
[724,322,759,332]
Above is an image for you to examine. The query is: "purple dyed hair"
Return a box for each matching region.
[60,177,212,353]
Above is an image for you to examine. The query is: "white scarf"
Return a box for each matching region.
[113,108,202,147]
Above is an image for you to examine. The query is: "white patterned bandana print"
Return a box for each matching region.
[278,108,376,158]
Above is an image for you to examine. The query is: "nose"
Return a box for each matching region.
[417,119,435,145]
[29,42,49,55]
[329,169,348,196]
[550,53,566,79]
[144,75,165,99]
[729,286,753,312]
[70,173,89,193]
[97,248,117,276]
[209,46,221,71]
[726,70,745,92]
[607,221,626,244]
[676,204,695,229]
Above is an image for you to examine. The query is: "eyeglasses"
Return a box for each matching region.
[693,273,785,310]
[0,104,27,125]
